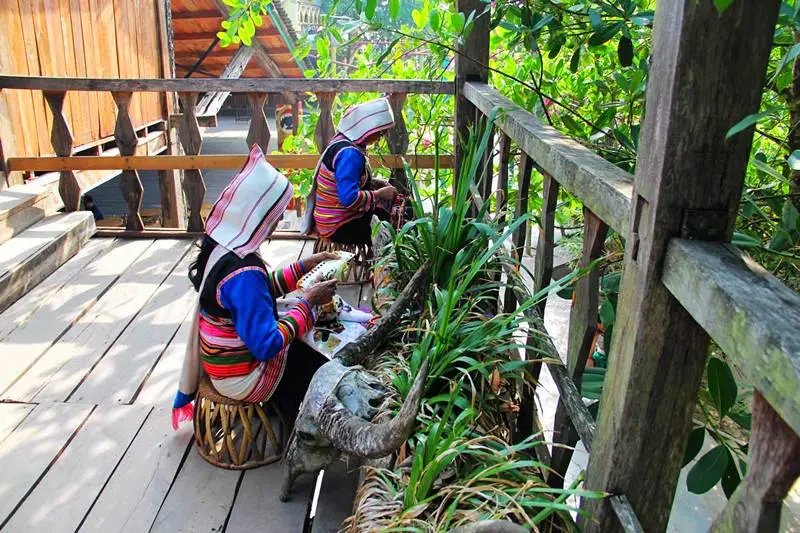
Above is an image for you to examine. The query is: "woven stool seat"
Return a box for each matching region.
[313,238,373,283]
[193,375,287,470]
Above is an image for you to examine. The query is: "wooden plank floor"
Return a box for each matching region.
[0,237,372,533]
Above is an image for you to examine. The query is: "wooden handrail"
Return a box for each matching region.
[0,75,453,94]
[6,154,454,172]
[662,239,800,434]
[463,81,633,234]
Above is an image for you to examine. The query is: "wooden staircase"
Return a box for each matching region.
[0,181,95,313]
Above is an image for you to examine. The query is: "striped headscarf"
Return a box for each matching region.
[206,144,293,257]
[336,97,395,145]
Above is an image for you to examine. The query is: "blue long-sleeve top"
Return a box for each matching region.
[217,269,314,362]
[334,147,367,207]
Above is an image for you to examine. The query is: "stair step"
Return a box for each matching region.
[0,211,95,314]
[0,181,61,245]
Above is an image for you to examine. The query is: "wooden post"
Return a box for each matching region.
[548,209,608,488]
[454,0,490,192]
[177,92,206,232]
[44,91,81,212]
[532,171,559,316]
[246,92,271,152]
[581,1,780,531]
[385,92,409,195]
[711,392,800,532]
[112,92,145,231]
[156,0,185,229]
[314,93,335,153]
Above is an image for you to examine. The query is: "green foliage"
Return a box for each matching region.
[687,445,730,494]
[345,113,599,530]
[216,0,272,47]
[683,356,750,496]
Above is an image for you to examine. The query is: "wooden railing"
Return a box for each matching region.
[458,0,798,531]
[0,76,453,235]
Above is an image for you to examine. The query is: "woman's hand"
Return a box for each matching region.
[375,185,397,202]
[303,279,338,307]
[303,252,338,271]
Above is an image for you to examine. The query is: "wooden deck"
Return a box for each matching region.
[0,237,369,533]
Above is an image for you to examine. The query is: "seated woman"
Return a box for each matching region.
[173,145,337,429]
[302,97,399,245]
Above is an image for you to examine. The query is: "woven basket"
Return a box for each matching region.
[193,376,287,470]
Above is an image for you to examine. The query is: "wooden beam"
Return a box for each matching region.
[454,0,490,191]
[0,75,450,94]
[662,239,800,434]
[195,45,255,117]
[174,30,278,41]
[0,76,453,94]
[93,228,315,239]
[463,82,633,234]
[7,154,454,171]
[252,44,285,78]
[172,10,219,20]
[581,1,781,531]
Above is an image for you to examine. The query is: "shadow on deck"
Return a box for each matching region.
[0,237,369,533]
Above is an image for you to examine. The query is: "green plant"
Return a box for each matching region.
[216,0,273,46]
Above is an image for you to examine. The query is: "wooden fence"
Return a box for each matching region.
[0,76,453,236]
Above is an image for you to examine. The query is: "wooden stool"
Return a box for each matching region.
[313,238,373,283]
[193,375,287,470]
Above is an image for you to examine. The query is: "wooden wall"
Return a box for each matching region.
[0,0,167,163]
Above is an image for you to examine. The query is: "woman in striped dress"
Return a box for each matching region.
[172,145,337,429]
[301,97,399,244]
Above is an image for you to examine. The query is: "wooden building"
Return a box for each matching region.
[0,0,305,190]
[0,0,170,188]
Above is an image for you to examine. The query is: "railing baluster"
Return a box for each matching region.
[43,91,81,212]
[246,92,270,152]
[178,92,206,232]
[385,92,409,195]
[503,153,534,314]
[497,134,510,223]
[711,391,800,532]
[314,92,335,153]
[112,91,144,231]
[481,121,495,200]
[533,171,560,316]
[548,208,608,488]
[512,153,534,259]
